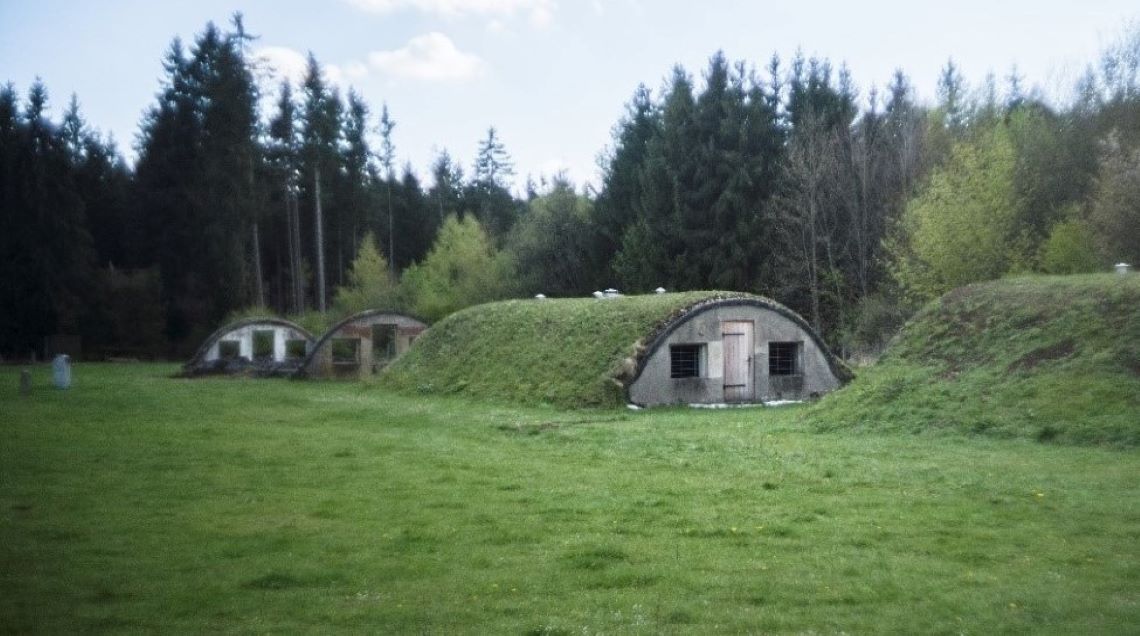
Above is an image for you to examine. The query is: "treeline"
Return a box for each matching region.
[1,17,521,358]
[2,16,1139,359]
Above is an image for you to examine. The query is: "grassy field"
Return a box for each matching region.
[2,363,1137,633]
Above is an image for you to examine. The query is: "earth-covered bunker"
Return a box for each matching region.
[627,296,850,405]
[183,317,315,377]
[381,291,851,407]
[299,310,428,379]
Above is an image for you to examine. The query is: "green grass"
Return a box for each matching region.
[381,291,752,407]
[810,274,1140,447]
[2,364,1138,633]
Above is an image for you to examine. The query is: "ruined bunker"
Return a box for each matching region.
[298,310,428,380]
[183,317,315,377]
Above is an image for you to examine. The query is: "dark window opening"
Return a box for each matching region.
[331,338,360,365]
[769,342,800,376]
[218,340,240,359]
[372,323,398,360]
[252,330,274,360]
[285,339,307,360]
[670,344,703,378]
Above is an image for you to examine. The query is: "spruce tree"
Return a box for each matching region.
[0,80,95,354]
[267,79,305,314]
[391,163,437,270]
[341,89,376,273]
[613,65,695,290]
[428,149,464,221]
[133,21,261,349]
[593,83,659,280]
[299,53,342,311]
[469,126,519,241]
[377,102,396,272]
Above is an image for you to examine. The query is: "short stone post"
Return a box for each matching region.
[19,370,31,397]
[52,355,72,390]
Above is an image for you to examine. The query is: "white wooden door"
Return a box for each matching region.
[722,321,754,403]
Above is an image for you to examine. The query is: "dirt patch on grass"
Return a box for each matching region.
[1007,339,1077,372]
[1116,348,1140,376]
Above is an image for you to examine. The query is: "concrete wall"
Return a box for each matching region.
[302,312,427,380]
[206,323,311,362]
[627,304,842,406]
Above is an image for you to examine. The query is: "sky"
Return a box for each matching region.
[1,1,1135,193]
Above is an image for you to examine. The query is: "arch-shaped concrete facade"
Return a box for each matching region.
[628,298,850,406]
[183,317,315,376]
[299,310,428,379]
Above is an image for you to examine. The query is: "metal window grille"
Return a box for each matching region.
[768,342,799,376]
[670,344,702,378]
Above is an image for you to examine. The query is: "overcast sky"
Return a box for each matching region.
[2,1,1135,192]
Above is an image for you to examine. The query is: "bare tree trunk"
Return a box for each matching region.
[290,193,304,314]
[252,221,265,307]
[808,195,821,332]
[284,191,298,313]
[275,231,284,314]
[387,180,395,277]
[825,237,844,330]
[337,226,344,287]
[314,167,327,313]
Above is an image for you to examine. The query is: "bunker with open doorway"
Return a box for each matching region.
[298,310,428,380]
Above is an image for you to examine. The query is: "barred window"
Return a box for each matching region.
[670,344,703,378]
[768,342,799,376]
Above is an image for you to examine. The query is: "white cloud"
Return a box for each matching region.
[347,0,555,27]
[255,46,310,86]
[256,46,370,90]
[540,158,570,177]
[368,33,485,81]
[327,61,370,85]
[527,1,554,28]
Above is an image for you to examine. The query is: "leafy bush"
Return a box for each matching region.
[401,214,514,322]
[332,231,401,317]
[1039,218,1103,274]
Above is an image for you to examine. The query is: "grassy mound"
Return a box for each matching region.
[381,291,750,407]
[809,274,1140,447]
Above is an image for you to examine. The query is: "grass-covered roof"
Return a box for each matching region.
[808,274,1140,447]
[381,291,756,407]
